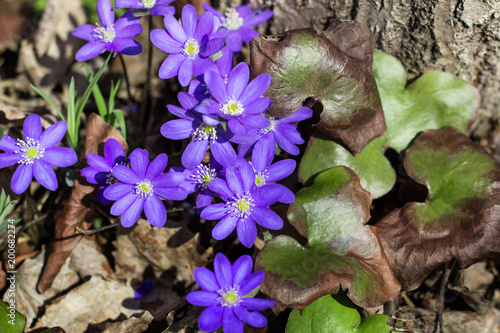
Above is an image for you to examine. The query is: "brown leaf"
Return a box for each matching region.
[37,114,127,292]
[250,20,386,154]
[125,219,212,284]
[15,0,86,91]
[376,127,500,291]
[102,311,154,333]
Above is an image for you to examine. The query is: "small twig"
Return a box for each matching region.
[118,53,134,110]
[20,213,50,233]
[75,223,118,235]
[435,260,453,333]
[167,206,196,213]
[140,15,154,132]
[401,292,415,308]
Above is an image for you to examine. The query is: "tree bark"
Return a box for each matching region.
[248,0,500,134]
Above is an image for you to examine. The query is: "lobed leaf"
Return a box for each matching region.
[0,300,26,333]
[298,134,395,199]
[256,167,400,311]
[286,294,392,333]
[373,51,479,152]
[376,127,500,290]
[250,20,386,154]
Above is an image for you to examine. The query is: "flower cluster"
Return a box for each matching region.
[187,253,275,332]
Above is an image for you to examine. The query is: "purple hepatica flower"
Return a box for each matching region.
[196,62,272,136]
[150,4,224,87]
[103,148,187,227]
[200,159,283,248]
[188,46,234,102]
[71,0,143,61]
[171,158,224,212]
[235,106,313,159]
[252,158,296,204]
[161,92,237,169]
[115,0,175,17]
[81,138,128,206]
[203,4,273,53]
[0,114,77,194]
[187,253,274,333]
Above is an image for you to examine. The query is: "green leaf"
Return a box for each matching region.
[108,79,121,116]
[66,77,77,149]
[0,300,26,333]
[286,294,392,333]
[250,21,386,154]
[373,51,479,152]
[111,109,127,140]
[256,167,400,311]
[376,127,500,290]
[86,63,108,120]
[299,135,395,198]
[75,53,112,135]
[30,84,65,121]
[0,189,17,229]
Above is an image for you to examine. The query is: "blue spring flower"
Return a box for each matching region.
[252,158,296,204]
[0,114,77,194]
[161,92,237,169]
[188,46,234,102]
[150,4,224,86]
[115,0,175,16]
[203,4,273,53]
[71,0,143,61]
[235,106,313,158]
[187,253,275,333]
[195,62,272,136]
[81,138,128,206]
[103,148,187,227]
[200,159,283,248]
[171,158,224,213]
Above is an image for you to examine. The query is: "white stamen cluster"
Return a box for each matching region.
[259,117,275,134]
[105,160,128,186]
[223,8,243,30]
[93,24,116,43]
[182,38,200,59]
[135,179,154,198]
[217,286,242,307]
[192,164,217,190]
[193,124,218,141]
[254,171,267,187]
[140,0,156,8]
[221,99,244,116]
[15,137,44,165]
[230,193,254,218]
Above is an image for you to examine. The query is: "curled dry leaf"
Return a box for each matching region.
[256,167,400,312]
[33,275,138,332]
[376,126,500,291]
[250,20,386,154]
[126,219,212,284]
[38,114,127,292]
[15,0,86,91]
[102,311,154,333]
[2,247,79,327]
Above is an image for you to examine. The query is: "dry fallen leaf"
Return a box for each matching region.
[102,311,154,333]
[38,114,127,292]
[32,275,139,332]
[2,247,80,327]
[127,219,212,285]
[15,0,86,91]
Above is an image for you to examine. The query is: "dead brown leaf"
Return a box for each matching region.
[126,219,212,285]
[102,311,154,333]
[38,113,127,292]
[15,0,86,92]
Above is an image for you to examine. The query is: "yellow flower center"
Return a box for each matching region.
[94,24,116,43]
[135,179,154,198]
[218,287,241,307]
[15,137,45,165]
[140,0,156,8]
[221,99,244,116]
[223,8,243,30]
[183,38,200,59]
